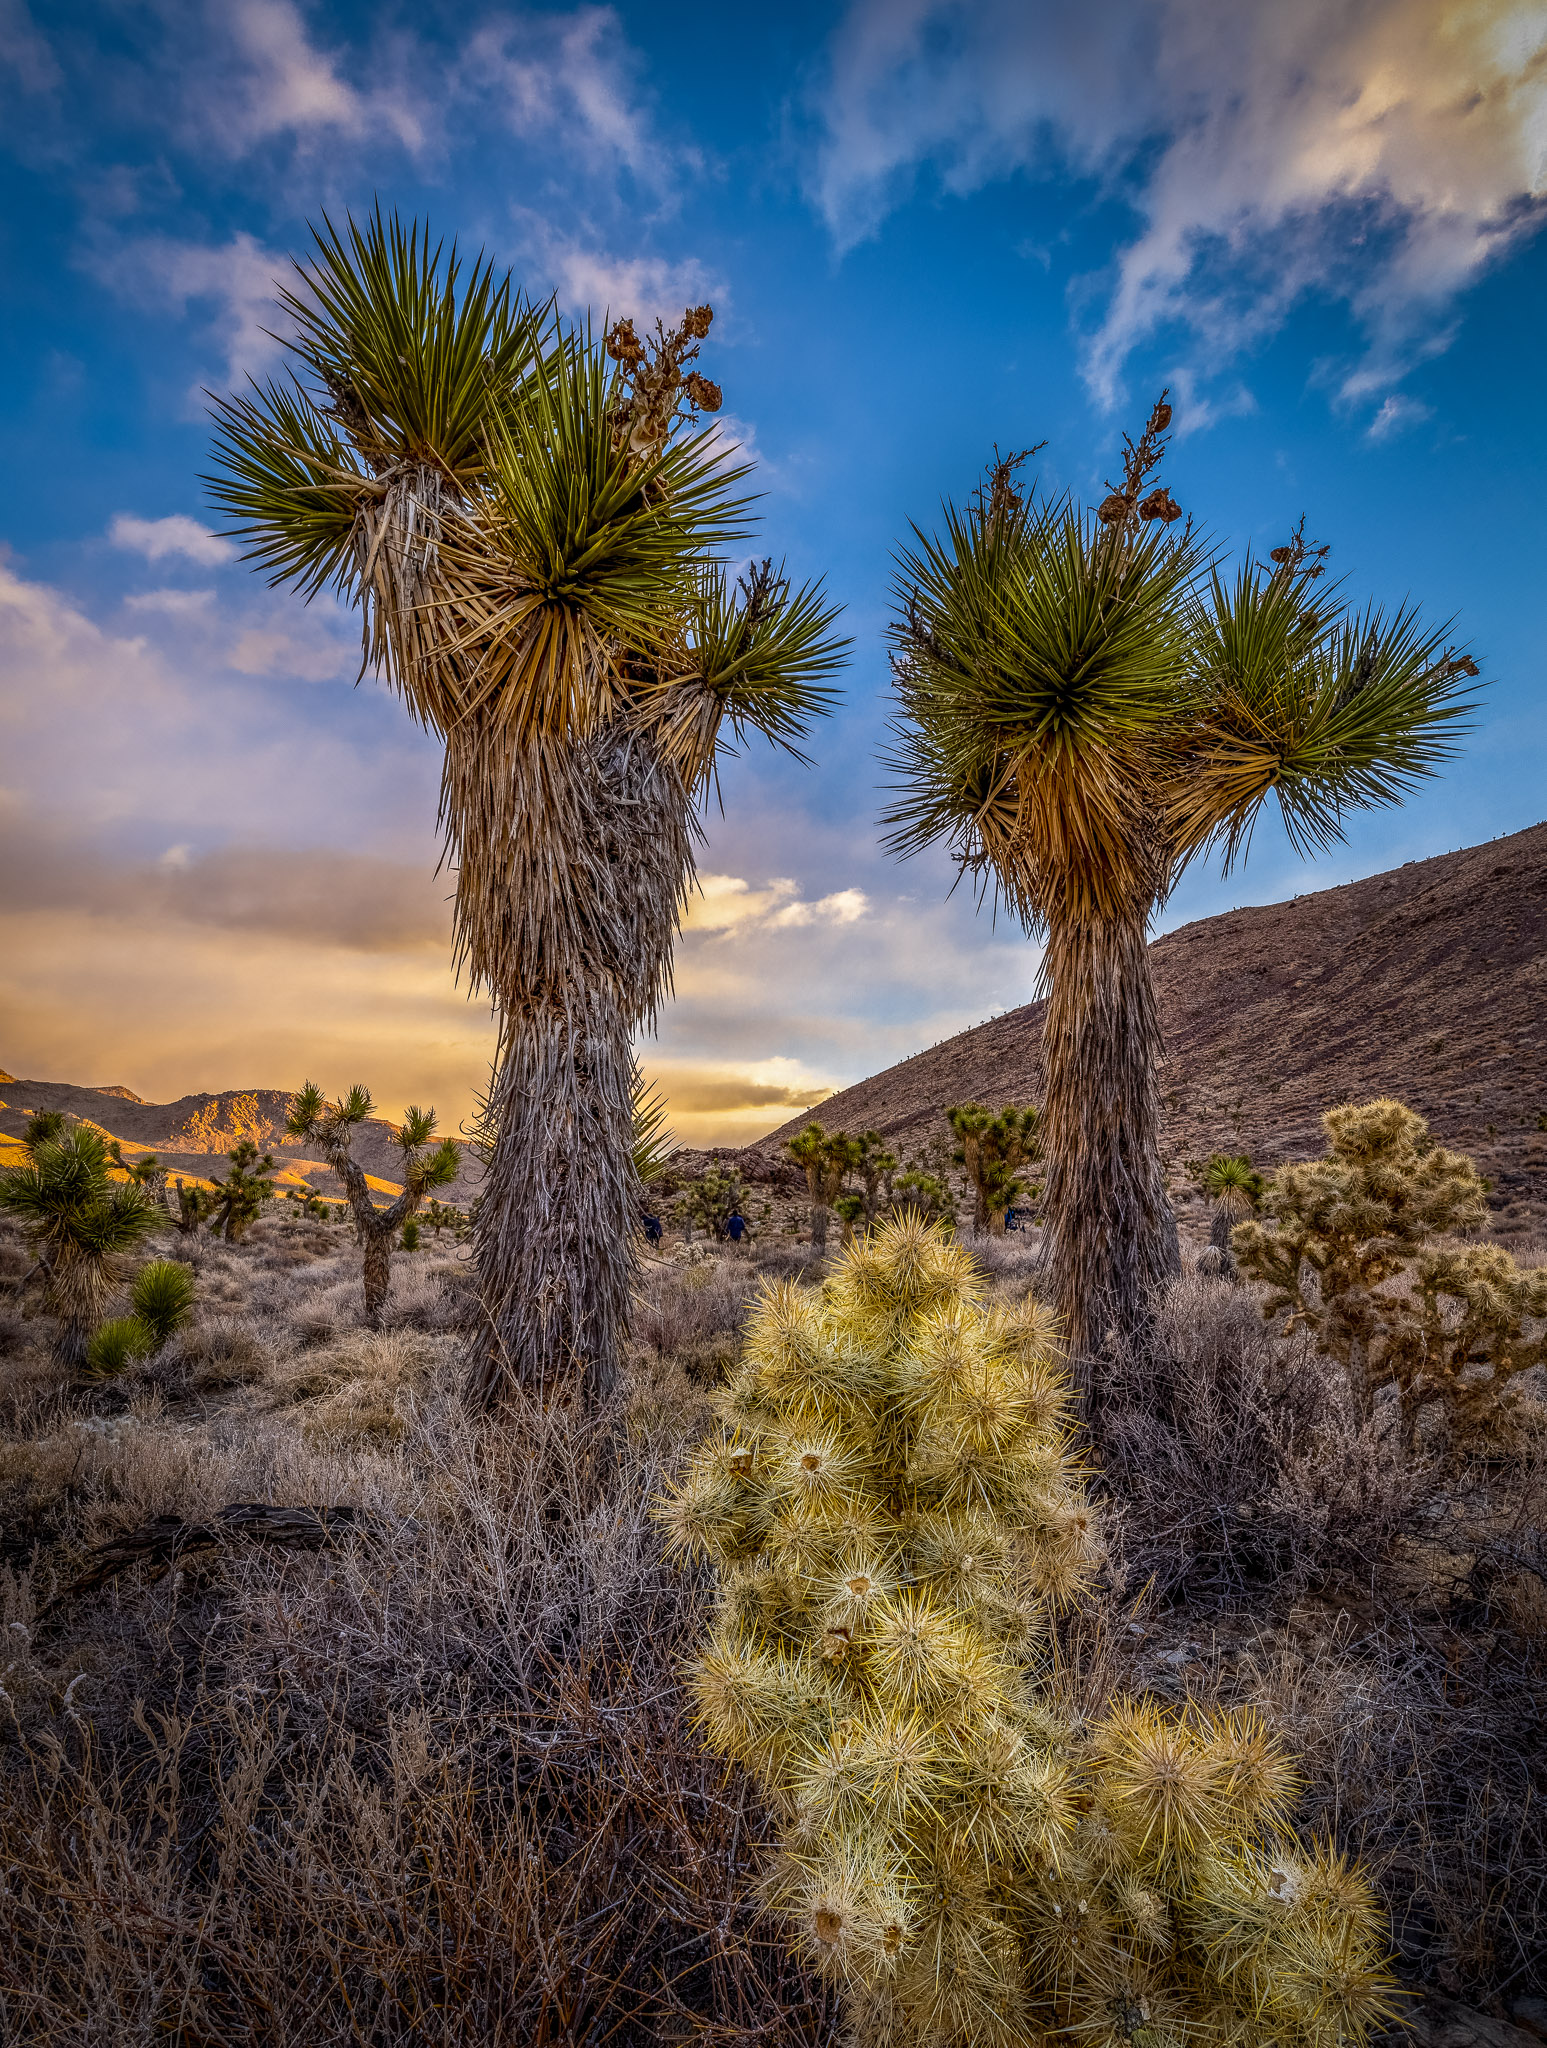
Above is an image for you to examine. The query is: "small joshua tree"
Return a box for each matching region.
[788,1122,862,1249]
[171,1179,215,1240]
[948,1103,1042,1236]
[659,1215,1392,2048]
[287,1083,459,1325]
[1201,1154,1264,1275]
[0,1126,159,1367]
[208,1138,278,1243]
[855,1130,900,1227]
[833,1190,867,1245]
[679,1167,749,1241]
[1233,1099,1547,1448]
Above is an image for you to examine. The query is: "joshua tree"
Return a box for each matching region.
[659,1215,1392,2047]
[947,1102,1041,1235]
[287,1082,460,1324]
[854,1130,899,1227]
[207,1138,277,1243]
[210,211,844,1406]
[889,1166,952,1223]
[170,1179,214,1240]
[21,1110,68,1152]
[787,1122,862,1249]
[1201,1152,1264,1274]
[0,1126,159,1367]
[885,404,1478,1385]
[675,1167,749,1241]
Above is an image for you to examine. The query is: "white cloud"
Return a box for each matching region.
[124,588,217,615]
[1364,393,1434,443]
[110,514,234,566]
[771,887,869,928]
[812,0,1547,415]
[179,0,423,154]
[684,874,870,935]
[515,213,727,328]
[90,230,290,387]
[466,7,687,189]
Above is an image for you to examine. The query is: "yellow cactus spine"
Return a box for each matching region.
[658,1214,1394,2047]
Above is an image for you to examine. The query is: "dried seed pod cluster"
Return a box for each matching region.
[658,1214,1394,2048]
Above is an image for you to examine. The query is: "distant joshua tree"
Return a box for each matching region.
[947,1102,1042,1236]
[0,1126,159,1367]
[286,1083,459,1325]
[207,1138,278,1244]
[787,1123,862,1250]
[1201,1153,1265,1275]
[886,399,1480,1388]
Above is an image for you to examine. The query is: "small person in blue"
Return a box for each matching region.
[641,1210,663,1245]
[725,1210,748,1243]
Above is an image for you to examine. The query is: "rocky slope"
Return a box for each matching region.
[746,821,1547,1238]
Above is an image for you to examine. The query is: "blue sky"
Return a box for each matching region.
[2,0,1544,1142]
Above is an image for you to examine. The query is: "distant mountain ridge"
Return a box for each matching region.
[745,822,1547,1236]
[0,1083,481,1207]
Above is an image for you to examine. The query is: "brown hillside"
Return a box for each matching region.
[751,821,1547,1236]
[0,1083,481,1207]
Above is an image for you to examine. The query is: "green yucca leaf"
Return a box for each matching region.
[130,1259,197,1348]
[84,1316,154,1381]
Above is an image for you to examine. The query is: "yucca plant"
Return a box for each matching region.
[884,405,1479,1389]
[658,1213,1394,2048]
[1201,1154,1264,1271]
[287,1082,459,1325]
[207,1137,277,1243]
[0,1127,160,1367]
[210,211,845,1404]
[130,1258,197,1348]
[84,1315,153,1381]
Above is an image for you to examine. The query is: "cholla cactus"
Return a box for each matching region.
[1233,1098,1547,1446]
[658,1215,1393,2048]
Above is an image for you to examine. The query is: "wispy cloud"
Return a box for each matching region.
[109,513,235,565]
[88,229,291,387]
[1364,393,1434,444]
[465,6,687,190]
[0,0,60,95]
[812,0,1547,417]
[514,212,727,327]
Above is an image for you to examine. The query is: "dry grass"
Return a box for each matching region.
[1097,1269,1547,2005]
[0,1212,1541,2037]
[0,1215,831,2045]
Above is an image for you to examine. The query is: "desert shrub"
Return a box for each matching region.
[84,1316,153,1380]
[658,1217,1393,2048]
[129,1260,196,1349]
[0,1380,829,2045]
[164,1314,275,1392]
[1235,1100,1547,1448]
[1103,1276,1427,1605]
[631,1256,762,1375]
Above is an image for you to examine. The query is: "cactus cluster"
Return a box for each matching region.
[658,1215,1392,2048]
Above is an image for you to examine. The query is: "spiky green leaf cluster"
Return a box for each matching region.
[659,1214,1394,2048]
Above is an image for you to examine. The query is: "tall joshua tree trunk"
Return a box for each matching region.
[462,719,694,1408]
[1039,891,1179,1391]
